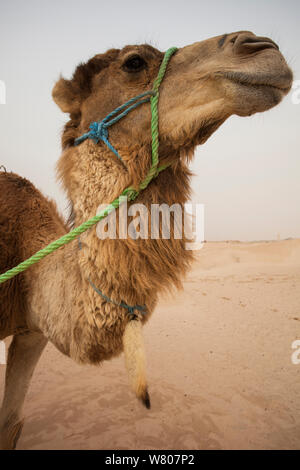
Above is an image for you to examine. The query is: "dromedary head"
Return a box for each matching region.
[53,31,292,175]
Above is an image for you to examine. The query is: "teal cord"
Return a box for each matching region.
[78,237,146,317]
[88,278,146,318]
[74,90,156,162]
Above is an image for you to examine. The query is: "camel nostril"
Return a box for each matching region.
[243,36,279,49]
[235,35,280,54]
[229,35,239,45]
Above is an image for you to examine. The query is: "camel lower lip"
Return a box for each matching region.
[220,71,292,93]
[233,81,289,93]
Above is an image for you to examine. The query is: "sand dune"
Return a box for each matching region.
[1,239,300,450]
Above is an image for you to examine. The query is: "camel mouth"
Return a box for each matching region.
[220,70,293,94]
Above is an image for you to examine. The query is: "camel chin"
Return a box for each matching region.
[219,48,293,117]
[228,81,289,117]
[223,72,293,117]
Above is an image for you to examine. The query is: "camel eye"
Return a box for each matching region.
[123,55,146,73]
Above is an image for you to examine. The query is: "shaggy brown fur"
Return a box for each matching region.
[0,172,67,339]
[0,31,292,449]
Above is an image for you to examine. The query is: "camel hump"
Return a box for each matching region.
[0,172,67,338]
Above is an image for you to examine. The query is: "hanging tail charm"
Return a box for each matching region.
[123,319,150,409]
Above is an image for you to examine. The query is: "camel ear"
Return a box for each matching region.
[52,77,81,114]
[52,50,120,113]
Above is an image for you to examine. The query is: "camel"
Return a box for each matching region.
[0,31,292,450]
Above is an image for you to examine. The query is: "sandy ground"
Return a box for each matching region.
[1,239,300,450]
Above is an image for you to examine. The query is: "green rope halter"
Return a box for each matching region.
[0,47,177,285]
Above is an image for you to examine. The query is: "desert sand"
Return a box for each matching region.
[1,239,300,450]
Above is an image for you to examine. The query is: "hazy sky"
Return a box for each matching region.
[1,0,299,240]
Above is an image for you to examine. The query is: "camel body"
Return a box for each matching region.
[0,31,293,449]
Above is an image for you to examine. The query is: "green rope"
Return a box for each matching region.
[0,47,177,285]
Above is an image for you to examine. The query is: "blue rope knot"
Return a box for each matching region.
[122,303,147,319]
[74,90,156,163]
[89,121,108,144]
